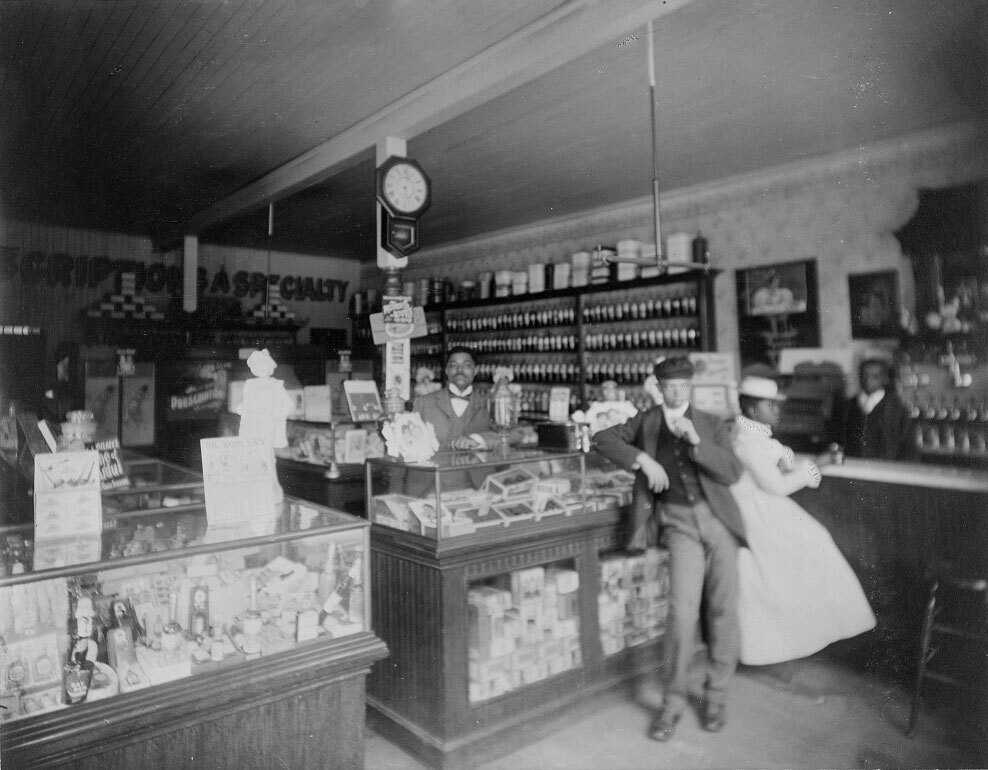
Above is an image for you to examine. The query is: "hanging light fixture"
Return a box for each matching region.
[603,20,711,272]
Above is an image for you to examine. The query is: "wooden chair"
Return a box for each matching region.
[908,564,988,736]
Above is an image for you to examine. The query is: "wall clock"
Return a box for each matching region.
[376,156,431,219]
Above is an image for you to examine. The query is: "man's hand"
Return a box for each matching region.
[670,417,701,446]
[450,435,482,450]
[636,453,670,493]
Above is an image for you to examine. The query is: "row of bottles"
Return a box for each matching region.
[907,396,988,455]
[583,294,697,322]
[449,334,577,353]
[411,341,443,357]
[585,359,654,385]
[474,362,580,384]
[585,326,699,351]
[517,388,580,416]
[447,306,575,332]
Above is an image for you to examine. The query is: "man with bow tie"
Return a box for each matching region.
[412,347,497,451]
[595,356,745,742]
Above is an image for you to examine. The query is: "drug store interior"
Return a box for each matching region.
[0,2,987,768]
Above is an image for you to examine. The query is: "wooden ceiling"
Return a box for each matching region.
[1,0,984,260]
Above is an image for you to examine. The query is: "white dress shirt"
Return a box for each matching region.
[448,385,473,417]
[857,389,885,416]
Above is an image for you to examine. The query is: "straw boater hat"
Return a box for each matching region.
[737,375,786,401]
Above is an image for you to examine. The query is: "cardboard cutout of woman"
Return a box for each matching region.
[237,348,294,503]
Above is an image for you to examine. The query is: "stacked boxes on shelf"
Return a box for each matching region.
[86,272,165,320]
[467,564,581,703]
[598,548,669,656]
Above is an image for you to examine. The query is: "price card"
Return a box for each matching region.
[200,437,276,526]
[34,450,102,541]
[92,437,130,490]
[369,304,427,344]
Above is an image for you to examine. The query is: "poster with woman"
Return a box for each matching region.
[736,260,819,367]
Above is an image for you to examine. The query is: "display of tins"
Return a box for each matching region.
[494,270,513,297]
[477,272,493,299]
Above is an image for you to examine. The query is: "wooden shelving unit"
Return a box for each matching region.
[352,269,719,408]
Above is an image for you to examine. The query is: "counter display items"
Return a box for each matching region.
[0,532,367,722]
[367,449,634,539]
[467,564,582,703]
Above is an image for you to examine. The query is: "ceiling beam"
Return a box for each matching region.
[179,0,698,240]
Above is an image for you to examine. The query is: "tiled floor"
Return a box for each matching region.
[364,654,987,769]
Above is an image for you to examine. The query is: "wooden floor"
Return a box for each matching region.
[365,651,988,769]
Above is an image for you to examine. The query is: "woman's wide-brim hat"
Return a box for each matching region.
[738,375,786,401]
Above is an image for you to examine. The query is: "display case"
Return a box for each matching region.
[366,448,667,769]
[100,453,207,517]
[0,459,387,769]
[366,447,635,544]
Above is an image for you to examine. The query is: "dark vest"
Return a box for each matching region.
[653,411,704,506]
[446,399,472,439]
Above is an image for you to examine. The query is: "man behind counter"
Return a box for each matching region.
[412,347,497,450]
[840,358,916,461]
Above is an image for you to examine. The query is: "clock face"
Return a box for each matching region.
[381,162,429,215]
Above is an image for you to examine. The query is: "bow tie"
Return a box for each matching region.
[449,389,472,401]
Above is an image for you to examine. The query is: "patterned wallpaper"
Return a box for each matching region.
[379,123,987,372]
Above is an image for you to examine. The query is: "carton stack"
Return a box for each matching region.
[597,548,669,655]
[467,564,582,703]
[250,283,295,322]
[87,272,165,320]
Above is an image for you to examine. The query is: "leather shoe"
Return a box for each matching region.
[648,709,681,742]
[702,702,727,732]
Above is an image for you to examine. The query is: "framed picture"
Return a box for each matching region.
[736,259,820,368]
[738,261,811,317]
[848,270,900,338]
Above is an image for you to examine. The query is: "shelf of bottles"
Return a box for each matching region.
[904,394,988,462]
[899,362,988,466]
[410,311,445,382]
[440,271,716,409]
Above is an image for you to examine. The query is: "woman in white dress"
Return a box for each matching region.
[731,375,875,665]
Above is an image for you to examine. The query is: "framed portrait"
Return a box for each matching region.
[738,261,811,317]
[848,270,900,338]
[736,259,820,368]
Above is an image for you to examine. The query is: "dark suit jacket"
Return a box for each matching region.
[841,392,916,460]
[594,406,746,546]
[405,388,498,496]
[411,388,496,450]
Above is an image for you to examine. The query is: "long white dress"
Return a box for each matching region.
[732,416,876,665]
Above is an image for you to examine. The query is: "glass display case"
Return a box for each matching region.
[0,472,371,725]
[365,447,635,542]
[366,448,667,768]
[100,454,206,516]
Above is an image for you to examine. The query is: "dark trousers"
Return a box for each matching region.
[661,499,740,711]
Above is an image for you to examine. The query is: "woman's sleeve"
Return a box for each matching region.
[737,437,812,497]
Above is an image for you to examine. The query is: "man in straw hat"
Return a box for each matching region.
[595,356,745,741]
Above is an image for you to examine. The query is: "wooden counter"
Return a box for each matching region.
[367,505,664,770]
[793,458,988,676]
